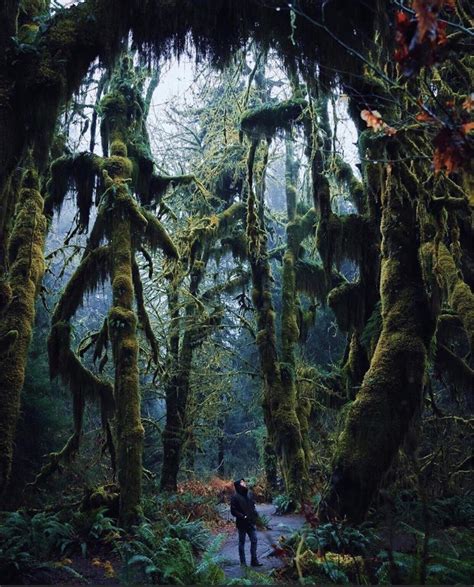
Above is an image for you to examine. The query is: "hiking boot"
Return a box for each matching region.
[251,560,263,567]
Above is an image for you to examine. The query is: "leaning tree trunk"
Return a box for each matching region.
[320,162,436,523]
[0,169,46,495]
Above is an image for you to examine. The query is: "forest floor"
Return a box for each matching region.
[218,503,306,580]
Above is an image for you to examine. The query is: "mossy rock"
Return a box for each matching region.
[82,483,120,516]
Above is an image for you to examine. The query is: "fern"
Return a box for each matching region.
[0,511,74,560]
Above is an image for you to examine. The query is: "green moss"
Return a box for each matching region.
[294,259,328,301]
[52,246,111,324]
[46,152,102,229]
[241,99,307,139]
[360,301,382,359]
[328,282,365,332]
[132,258,158,364]
[321,163,435,523]
[287,208,317,253]
[433,243,474,351]
[142,210,178,259]
[0,330,18,356]
[333,155,366,214]
[102,155,133,181]
[0,168,46,493]
[0,280,12,313]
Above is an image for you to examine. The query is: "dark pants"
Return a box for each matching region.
[238,525,258,564]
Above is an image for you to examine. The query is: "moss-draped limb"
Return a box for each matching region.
[141,209,179,259]
[320,165,436,523]
[1,0,376,259]
[132,256,158,365]
[43,242,114,487]
[200,270,250,302]
[0,169,46,494]
[328,282,366,332]
[435,242,474,351]
[46,152,103,229]
[241,98,307,140]
[32,321,115,486]
[50,246,111,326]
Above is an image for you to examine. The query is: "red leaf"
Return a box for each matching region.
[462,95,474,112]
[412,0,441,42]
[462,122,474,134]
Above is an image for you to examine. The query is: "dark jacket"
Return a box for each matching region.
[230,480,258,529]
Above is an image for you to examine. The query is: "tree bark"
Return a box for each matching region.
[320,164,436,523]
[107,174,144,526]
[0,169,46,495]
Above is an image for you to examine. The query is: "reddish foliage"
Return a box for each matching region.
[395,1,452,76]
[462,94,474,113]
[360,109,397,136]
[433,124,473,174]
[177,477,235,501]
[416,110,435,122]
[412,0,442,43]
[272,544,289,558]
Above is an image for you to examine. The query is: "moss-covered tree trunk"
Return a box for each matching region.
[0,169,46,494]
[160,261,204,491]
[320,164,436,523]
[103,146,144,526]
[247,139,308,503]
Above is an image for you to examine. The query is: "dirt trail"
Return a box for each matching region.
[218,503,305,580]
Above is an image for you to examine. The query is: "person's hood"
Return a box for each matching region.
[234,479,248,496]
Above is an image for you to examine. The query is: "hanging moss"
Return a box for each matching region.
[132,258,158,365]
[241,99,307,140]
[316,213,342,274]
[142,209,178,259]
[333,155,366,214]
[48,321,114,411]
[317,212,375,273]
[46,155,74,215]
[0,169,46,494]
[328,282,366,332]
[46,152,102,229]
[294,259,330,302]
[30,321,115,488]
[297,305,316,343]
[436,312,470,356]
[221,233,248,261]
[51,247,111,326]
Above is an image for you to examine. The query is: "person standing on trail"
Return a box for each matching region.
[230,478,263,567]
